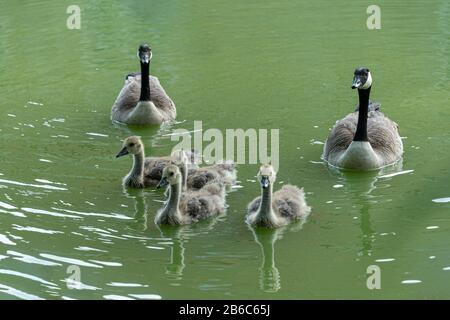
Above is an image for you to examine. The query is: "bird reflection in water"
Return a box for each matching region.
[329,160,404,256]
[248,219,307,293]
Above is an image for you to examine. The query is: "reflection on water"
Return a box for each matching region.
[250,227,282,293]
[156,215,225,282]
[249,219,308,293]
[328,161,408,257]
[126,187,227,283]
[123,188,151,232]
[158,226,187,281]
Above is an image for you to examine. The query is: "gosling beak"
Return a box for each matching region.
[260,176,270,189]
[157,177,168,189]
[116,147,129,158]
[351,75,362,89]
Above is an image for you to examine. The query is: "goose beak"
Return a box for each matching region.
[351,75,362,89]
[157,177,168,189]
[260,176,270,189]
[116,147,129,158]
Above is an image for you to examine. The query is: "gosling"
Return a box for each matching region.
[116,136,197,188]
[155,165,226,225]
[247,164,311,228]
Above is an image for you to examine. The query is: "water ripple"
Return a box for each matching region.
[107,282,148,288]
[432,197,450,203]
[56,208,132,220]
[0,208,26,217]
[0,233,16,246]
[12,224,64,235]
[62,279,100,291]
[21,207,81,219]
[0,269,57,287]
[0,178,67,191]
[74,246,107,253]
[39,254,103,268]
[0,201,16,210]
[103,294,134,300]
[0,283,43,300]
[129,294,162,300]
[378,170,414,179]
[7,251,62,266]
[89,260,122,267]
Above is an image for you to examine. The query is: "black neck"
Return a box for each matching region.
[139,61,151,101]
[353,87,371,142]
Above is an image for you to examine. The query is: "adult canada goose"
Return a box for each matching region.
[247,164,311,228]
[111,44,176,125]
[322,67,403,170]
[155,165,226,225]
[116,136,198,188]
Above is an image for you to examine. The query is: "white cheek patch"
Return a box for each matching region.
[362,72,372,89]
[136,51,152,62]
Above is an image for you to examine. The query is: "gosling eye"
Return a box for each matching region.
[129,143,135,147]
[169,172,174,176]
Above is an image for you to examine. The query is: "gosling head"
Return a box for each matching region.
[257,164,276,189]
[137,43,152,64]
[351,67,372,90]
[116,136,143,158]
[170,149,188,166]
[157,164,181,189]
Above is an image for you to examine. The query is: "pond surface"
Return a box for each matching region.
[0,0,449,299]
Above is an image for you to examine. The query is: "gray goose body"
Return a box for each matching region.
[111,74,176,125]
[111,44,176,125]
[323,108,403,169]
[322,67,403,170]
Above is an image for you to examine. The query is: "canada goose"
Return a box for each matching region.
[322,67,403,170]
[247,164,311,228]
[111,44,176,125]
[115,136,198,188]
[155,165,226,225]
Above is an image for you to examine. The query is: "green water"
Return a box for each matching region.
[0,0,449,299]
